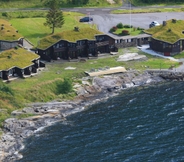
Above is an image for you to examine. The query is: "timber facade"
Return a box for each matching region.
[0,59,45,80]
[36,34,117,62]
[149,38,184,56]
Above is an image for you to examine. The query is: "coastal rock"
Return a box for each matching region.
[132,72,164,86]
[0,70,170,162]
[93,76,123,90]
[76,87,88,96]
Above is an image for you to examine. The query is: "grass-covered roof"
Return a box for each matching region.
[37,27,103,50]
[0,47,40,70]
[144,19,184,44]
[0,19,22,41]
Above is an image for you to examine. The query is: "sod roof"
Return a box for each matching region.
[0,48,40,70]
[37,27,103,50]
[144,19,184,44]
[0,19,22,41]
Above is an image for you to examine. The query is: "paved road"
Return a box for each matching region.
[86,12,184,35]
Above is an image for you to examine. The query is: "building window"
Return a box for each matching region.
[59,43,64,47]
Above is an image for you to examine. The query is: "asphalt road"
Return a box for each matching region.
[85,12,184,35]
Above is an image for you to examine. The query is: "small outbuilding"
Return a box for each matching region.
[0,47,45,80]
[36,27,117,61]
[144,19,184,56]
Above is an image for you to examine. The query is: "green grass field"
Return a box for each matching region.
[9,12,93,46]
[0,0,122,8]
[111,7,184,14]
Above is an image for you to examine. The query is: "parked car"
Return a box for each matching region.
[149,21,160,28]
[79,17,93,22]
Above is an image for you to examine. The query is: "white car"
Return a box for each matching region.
[149,21,160,28]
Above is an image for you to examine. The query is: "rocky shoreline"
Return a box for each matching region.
[0,69,184,162]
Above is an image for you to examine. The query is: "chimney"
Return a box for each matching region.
[163,21,167,26]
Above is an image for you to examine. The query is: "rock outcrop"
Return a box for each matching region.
[0,69,178,162]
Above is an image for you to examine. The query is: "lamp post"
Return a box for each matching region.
[129,0,131,33]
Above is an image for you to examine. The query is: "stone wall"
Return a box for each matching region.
[0,41,18,50]
[115,37,149,49]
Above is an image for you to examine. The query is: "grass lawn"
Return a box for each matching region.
[173,52,184,59]
[9,12,95,46]
[112,7,184,14]
[0,0,122,8]
[113,27,144,36]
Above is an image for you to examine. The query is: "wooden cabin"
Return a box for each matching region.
[144,19,184,56]
[36,28,117,61]
[0,48,45,81]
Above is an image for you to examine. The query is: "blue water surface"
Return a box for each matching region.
[18,82,184,162]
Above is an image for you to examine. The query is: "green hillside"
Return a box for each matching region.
[131,0,183,6]
[0,0,122,8]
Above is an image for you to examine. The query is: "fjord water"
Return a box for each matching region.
[18,82,184,162]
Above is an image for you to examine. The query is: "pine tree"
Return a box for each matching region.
[43,0,64,34]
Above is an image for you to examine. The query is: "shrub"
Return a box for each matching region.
[124,24,132,28]
[109,26,118,32]
[116,23,123,28]
[2,12,8,17]
[168,28,172,32]
[56,78,73,94]
[122,30,129,35]
[137,27,144,30]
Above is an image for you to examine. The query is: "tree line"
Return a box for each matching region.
[132,0,182,4]
[0,0,90,5]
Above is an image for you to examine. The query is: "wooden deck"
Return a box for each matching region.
[85,66,126,77]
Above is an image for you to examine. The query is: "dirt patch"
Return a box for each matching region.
[107,0,115,4]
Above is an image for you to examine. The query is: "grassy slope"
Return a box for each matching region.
[9,12,95,46]
[130,0,184,6]
[0,0,122,8]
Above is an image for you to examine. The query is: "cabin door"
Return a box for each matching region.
[164,52,170,56]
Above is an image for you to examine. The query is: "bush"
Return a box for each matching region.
[168,28,172,32]
[116,22,123,28]
[124,24,132,28]
[2,12,8,17]
[56,78,73,94]
[122,30,129,35]
[109,26,118,32]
